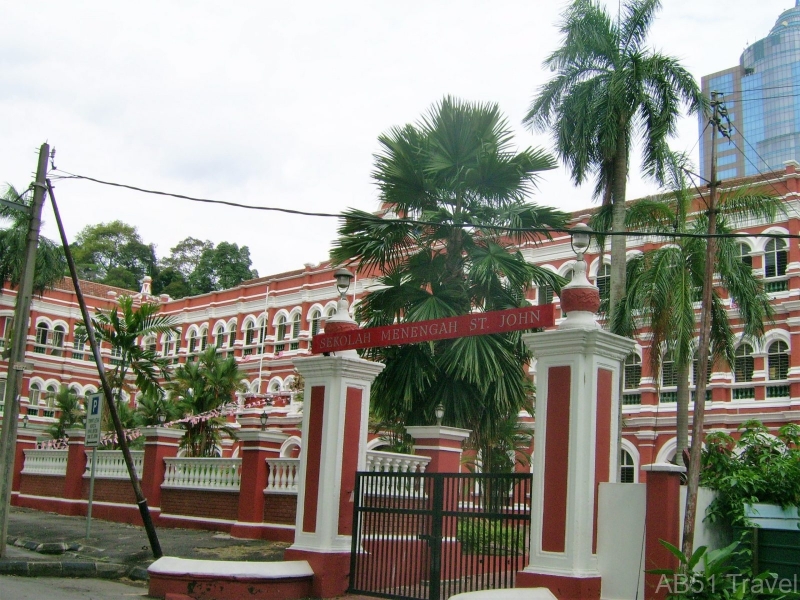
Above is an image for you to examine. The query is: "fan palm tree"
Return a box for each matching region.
[331,96,568,465]
[600,153,779,465]
[170,346,244,457]
[524,0,704,329]
[0,184,66,294]
[134,387,182,427]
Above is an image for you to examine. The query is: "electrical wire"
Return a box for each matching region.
[50,168,800,242]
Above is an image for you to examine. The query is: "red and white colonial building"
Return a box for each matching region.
[3,163,800,486]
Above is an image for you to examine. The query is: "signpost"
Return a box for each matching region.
[311,304,555,354]
[84,393,103,539]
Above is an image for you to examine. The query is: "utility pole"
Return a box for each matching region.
[0,143,49,558]
[681,93,725,561]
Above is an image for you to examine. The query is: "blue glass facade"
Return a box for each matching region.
[701,4,800,181]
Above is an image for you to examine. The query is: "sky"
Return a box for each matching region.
[1,1,795,278]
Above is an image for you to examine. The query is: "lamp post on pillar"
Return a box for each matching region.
[516,224,635,600]
[284,267,385,599]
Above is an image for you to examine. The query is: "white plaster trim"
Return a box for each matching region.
[411,445,463,453]
[231,520,295,530]
[158,513,236,525]
[642,463,685,473]
[148,557,313,578]
[406,425,471,442]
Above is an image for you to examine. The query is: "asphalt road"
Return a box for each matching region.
[0,576,148,600]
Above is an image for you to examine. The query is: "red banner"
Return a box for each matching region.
[311,304,555,354]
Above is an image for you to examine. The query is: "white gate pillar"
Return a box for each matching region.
[517,234,634,599]
[284,353,384,598]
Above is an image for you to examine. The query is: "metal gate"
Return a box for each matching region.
[349,472,532,600]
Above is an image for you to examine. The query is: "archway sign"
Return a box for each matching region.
[311,304,555,354]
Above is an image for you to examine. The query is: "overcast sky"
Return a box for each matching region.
[1,1,793,278]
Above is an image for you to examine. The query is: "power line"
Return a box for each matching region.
[50,168,800,243]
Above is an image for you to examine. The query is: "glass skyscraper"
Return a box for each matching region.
[700,1,800,181]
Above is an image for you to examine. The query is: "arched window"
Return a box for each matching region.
[324,306,336,320]
[768,340,789,381]
[596,264,611,300]
[310,309,322,337]
[72,327,88,361]
[29,383,41,406]
[661,351,677,387]
[290,314,301,350]
[243,321,255,356]
[764,239,788,279]
[734,343,754,382]
[692,352,712,386]
[188,330,198,355]
[738,243,752,268]
[199,327,208,351]
[624,354,642,390]
[214,325,225,349]
[143,335,157,353]
[163,331,178,363]
[51,325,66,356]
[227,322,237,348]
[275,316,287,353]
[620,449,635,483]
[35,323,49,353]
[538,283,554,306]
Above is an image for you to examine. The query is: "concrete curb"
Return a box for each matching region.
[4,536,148,581]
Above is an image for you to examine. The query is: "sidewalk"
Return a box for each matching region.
[1,506,288,581]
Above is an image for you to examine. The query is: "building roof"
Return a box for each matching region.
[51,277,137,300]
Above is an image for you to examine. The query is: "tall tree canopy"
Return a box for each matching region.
[0,184,66,294]
[70,221,156,288]
[331,96,567,464]
[188,242,259,295]
[524,0,704,328]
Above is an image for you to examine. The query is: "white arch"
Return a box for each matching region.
[184,324,201,340]
[226,317,238,329]
[272,309,291,326]
[212,319,227,333]
[557,260,576,278]
[34,316,53,328]
[306,304,325,323]
[620,438,641,483]
[655,437,678,464]
[242,315,258,329]
[283,375,296,392]
[587,256,611,277]
[268,377,283,393]
[280,436,302,458]
[753,227,789,253]
[366,437,391,451]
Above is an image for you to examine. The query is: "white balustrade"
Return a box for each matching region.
[364,450,431,497]
[366,449,429,474]
[265,458,299,493]
[83,450,144,479]
[22,449,68,476]
[162,457,242,491]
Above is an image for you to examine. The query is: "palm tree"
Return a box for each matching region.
[84,295,178,423]
[331,96,568,466]
[0,184,66,294]
[602,153,779,466]
[46,385,85,441]
[134,387,182,428]
[170,346,244,457]
[524,0,704,329]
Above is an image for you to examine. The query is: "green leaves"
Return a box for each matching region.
[334,98,563,467]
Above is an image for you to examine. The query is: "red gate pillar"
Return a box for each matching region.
[11,428,38,504]
[405,426,471,474]
[62,428,88,516]
[642,463,685,599]
[516,247,634,599]
[230,429,286,539]
[141,427,184,521]
[283,353,384,598]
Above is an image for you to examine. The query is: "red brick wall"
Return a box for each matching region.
[20,474,65,498]
[161,488,239,521]
[81,479,137,505]
[264,493,297,525]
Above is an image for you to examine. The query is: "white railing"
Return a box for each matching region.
[366,450,430,474]
[162,457,242,491]
[83,450,144,479]
[22,449,68,476]
[265,458,299,493]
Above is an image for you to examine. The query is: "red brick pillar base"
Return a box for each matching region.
[11,429,38,504]
[141,427,183,520]
[63,428,87,515]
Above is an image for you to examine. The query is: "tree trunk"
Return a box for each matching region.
[675,363,691,467]
[609,135,629,334]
